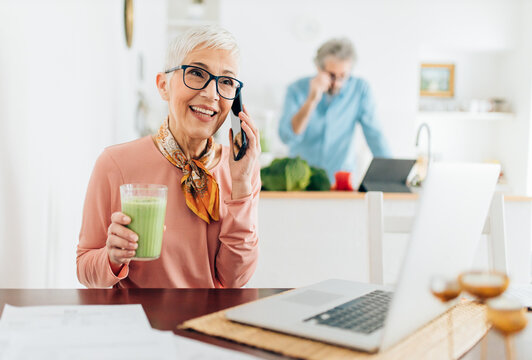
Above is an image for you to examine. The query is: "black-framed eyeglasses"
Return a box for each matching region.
[164,65,243,100]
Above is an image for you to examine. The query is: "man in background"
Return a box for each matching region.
[278,38,391,183]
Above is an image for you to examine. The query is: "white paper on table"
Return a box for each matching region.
[174,335,261,359]
[1,327,177,360]
[0,330,261,360]
[0,304,261,360]
[0,304,151,331]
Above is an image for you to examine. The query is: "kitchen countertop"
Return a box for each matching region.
[259,191,532,201]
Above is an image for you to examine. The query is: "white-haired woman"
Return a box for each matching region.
[77,26,260,288]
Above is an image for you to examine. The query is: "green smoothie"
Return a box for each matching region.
[122,196,167,260]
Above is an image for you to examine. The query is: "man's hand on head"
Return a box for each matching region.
[309,71,332,103]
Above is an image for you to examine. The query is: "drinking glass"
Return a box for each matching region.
[458,271,509,302]
[430,275,462,359]
[459,270,510,360]
[487,296,528,360]
[120,184,167,260]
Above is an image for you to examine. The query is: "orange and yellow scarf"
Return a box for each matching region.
[153,118,219,223]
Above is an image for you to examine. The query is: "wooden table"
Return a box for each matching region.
[0,288,288,359]
[1,288,529,359]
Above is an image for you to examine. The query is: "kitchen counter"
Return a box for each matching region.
[260,191,532,202]
[251,191,532,288]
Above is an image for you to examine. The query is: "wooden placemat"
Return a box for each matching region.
[180,299,490,359]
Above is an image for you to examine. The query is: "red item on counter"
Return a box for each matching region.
[334,171,354,191]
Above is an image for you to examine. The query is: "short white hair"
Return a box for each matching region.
[314,38,356,69]
[164,25,240,74]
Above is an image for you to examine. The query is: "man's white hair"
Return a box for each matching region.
[164,25,240,76]
[314,37,356,69]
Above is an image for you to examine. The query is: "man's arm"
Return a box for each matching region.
[279,73,332,146]
[358,82,391,157]
[291,72,331,134]
[290,96,320,134]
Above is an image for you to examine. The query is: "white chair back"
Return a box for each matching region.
[365,191,508,285]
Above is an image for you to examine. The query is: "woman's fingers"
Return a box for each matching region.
[111,211,131,225]
[106,234,137,251]
[107,212,137,264]
[237,106,260,152]
[240,120,258,152]
[107,234,136,264]
[239,112,260,152]
[108,221,138,242]
[109,248,136,264]
[239,111,259,140]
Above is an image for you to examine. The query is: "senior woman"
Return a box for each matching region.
[76,26,260,288]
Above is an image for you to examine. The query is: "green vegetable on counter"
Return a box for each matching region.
[261,157,330,191]
[306,166,331,191]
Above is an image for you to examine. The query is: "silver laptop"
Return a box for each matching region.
[226,162,500,352]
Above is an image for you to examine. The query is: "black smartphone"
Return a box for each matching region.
[230,92,248,161]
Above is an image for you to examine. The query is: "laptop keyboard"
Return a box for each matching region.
[304,290,393,334]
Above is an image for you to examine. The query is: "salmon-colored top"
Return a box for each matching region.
[77,136,260,289]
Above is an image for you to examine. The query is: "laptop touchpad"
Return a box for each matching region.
[282,290,343,307]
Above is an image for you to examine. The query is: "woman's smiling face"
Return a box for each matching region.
[163,46,239,145]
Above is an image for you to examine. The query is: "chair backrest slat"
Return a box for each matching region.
[365,191,507,285]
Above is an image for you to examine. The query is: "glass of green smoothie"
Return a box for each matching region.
[120,184,167,261]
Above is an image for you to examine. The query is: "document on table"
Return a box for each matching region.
[2,327,178,360]
[0,304,151,330]
[0,304,260,360]
[0,304,174,360]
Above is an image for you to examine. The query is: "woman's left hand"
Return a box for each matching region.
[228,105,261,200]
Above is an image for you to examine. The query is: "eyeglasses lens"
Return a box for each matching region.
[183,66,239,99]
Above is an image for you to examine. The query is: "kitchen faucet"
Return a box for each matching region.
[415,122,432,174]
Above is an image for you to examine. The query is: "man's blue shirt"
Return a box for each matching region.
[278,76,391,183]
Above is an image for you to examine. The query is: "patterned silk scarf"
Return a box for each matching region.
[153,118,220,223]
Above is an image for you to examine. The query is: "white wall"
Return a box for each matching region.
[416,0,532,196]
[495,0,532,196]
[218,0,532,193]
[130,0,169,138]
[0,1,114,287]
[522,0,532,196]
[219,0,420,181]
[0,0,167,288]
[416,0,519,52]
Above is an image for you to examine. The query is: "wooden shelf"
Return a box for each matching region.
[417,111,515,122]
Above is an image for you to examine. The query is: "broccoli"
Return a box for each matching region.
[261,158,330,191]
[306,166,331,191]
[261,157,311,191]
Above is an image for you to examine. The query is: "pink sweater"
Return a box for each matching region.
[77,136,260,288]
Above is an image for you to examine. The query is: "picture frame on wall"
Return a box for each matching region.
[420,63,455,97]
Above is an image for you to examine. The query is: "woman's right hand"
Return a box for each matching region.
[106,211,138,274]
